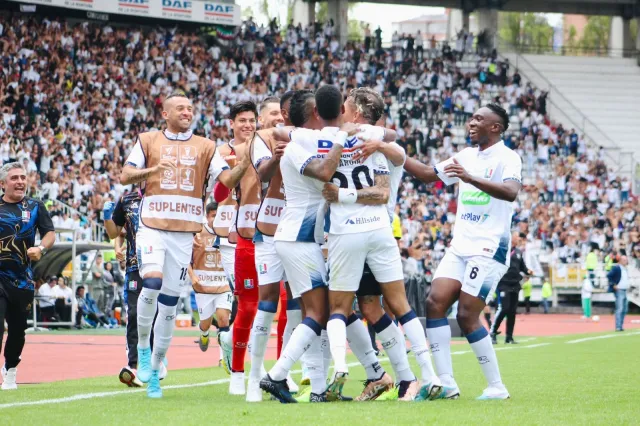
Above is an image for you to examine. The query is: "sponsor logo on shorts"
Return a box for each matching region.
[382,338,397,349]
[477,356,490,364]
[460,191,490,205]
[244,279,254,289]
[460,212,489,223]
[344,215,381,225]
[165,315,176,321]
[258,263,268,275]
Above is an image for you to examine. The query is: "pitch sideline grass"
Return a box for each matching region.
[1,331,638,425]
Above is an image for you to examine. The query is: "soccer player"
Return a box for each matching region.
[403,103,521,400]
[121,90,250,399]
[246,97,306,402]
[190,203,232,355]
[344,88,442,401]
[104,189,166,387]
[259,88,360,403]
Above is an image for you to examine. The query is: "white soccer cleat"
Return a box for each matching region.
[246,378,263,402]
[477,385,510,400]
[1,366,17,391]
[229,371,246,395]
[286,373,299,394]
[159,358,168,380]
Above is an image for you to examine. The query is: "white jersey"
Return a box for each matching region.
[386,142,406,220]
[324,130,390,235]
[436,141,522,265]
[274,128,334,244]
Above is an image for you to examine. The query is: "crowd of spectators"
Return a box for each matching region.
[1,11,637,316]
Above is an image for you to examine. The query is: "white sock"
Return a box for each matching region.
[151,300,177,370]
[467,327,504,387]
[374,315,415,382]
[284,308,302,350]
[269,318,321,381]
[327,315,349,374]
[249,307,276,380]
[426,318,455,387]
[400,313,437,382]
[345,315,383,380]
[321,329,331,381]
[305,335,325,394]
[137,288,159,349]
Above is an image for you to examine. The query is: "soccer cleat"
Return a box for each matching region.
[300,366,310,386]
[147,370,162,399]
[310,392,329,402]
[325,372,348,401]
[355,372,394,401]
[376,385,399,401]
[504,338,519,344]
[159,358,168,380]
[434,385,461,400]
[199,334,210,352]
[246,378,263,402]
[218,332,232,375]
[295,386,312,402]
[415,379,444,401]
[229,371,246,395]
[137,346,152,383]
[398,380,419,401]
[1,366,17,391]
[477,386,510,400]
[119,367,142,388]
[286,373,299,394]
[490,333,498,345]
[259,374,297,403]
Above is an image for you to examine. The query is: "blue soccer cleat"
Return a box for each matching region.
[259,374,297,403]
[147,369,162,399]
[137,346,152,383]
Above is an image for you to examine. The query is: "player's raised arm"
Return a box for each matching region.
[254,127,293,182]
[217,147,251,189]
[301,123,359,182]
[352,139,405,166]
[443,157,522,202]
[404,157,441,184]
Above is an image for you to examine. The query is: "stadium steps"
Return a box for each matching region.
[499,52,639,178]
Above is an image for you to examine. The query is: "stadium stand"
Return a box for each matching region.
[0,11,638,323]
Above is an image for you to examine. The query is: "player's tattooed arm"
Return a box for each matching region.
[403,157,440,184]
[303,142,344,182]
[121,160,175,185]
[322,174,389,205]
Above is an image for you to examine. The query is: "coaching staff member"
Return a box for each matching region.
[0,162,55,390]
[490,232,532,345]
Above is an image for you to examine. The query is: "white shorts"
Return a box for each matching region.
[219,244,236,287]
[195,292,233,320]
[328,228,403,292]
[255,235,287,286]
[275,241,327,299]
[136,223,193,294]
[433,251,509,302]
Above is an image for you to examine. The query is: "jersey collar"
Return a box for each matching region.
[163,129,193,141]
[478,140,504,156]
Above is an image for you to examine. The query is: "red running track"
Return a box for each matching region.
[12,314,638,384]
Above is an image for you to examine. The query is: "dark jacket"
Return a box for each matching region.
[497,248,530,292]
[606,265,624,292]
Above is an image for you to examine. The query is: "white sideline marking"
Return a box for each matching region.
[566,331,640,344]
[0,359,387,410]
[0,341,557,410]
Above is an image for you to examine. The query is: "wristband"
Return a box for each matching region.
[334,131,348,147]
[338,188,357,204]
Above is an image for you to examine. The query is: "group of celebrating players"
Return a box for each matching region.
[105,82,522,403]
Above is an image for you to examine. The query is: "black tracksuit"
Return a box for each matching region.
[491,248,529,339]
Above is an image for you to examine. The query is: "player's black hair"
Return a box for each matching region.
[259,96,280,114]
[315,85,343,121]
[347,87,384,125]
[289,90,315,127]
[486,103,510,132]
[206,202,218,215]
[162,90,189,108]
[229,100,258,120]
[280,91,296,109]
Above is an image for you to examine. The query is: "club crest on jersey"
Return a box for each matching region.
[144,246,153,254]
[258,264,268,275]
[484,168,494,179]
[21,210,31,222]
[128,280,138,291]
[244,279,254,289]
[317,137,359,154]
